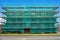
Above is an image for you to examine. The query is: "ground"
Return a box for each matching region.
[0,35,60,40]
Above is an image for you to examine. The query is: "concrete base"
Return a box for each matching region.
[0,36,60,40]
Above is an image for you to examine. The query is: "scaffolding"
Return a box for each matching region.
[2,6,58,34]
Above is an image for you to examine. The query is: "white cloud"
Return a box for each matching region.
[0,18,6,25]
[0,18,6,22]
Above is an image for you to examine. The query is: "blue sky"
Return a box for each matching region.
[0,0,60,22]
[0,0,60,11]
[0,0,60,6]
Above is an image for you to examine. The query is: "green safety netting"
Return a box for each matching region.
[2,7,58,34]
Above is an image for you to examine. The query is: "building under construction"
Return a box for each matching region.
[1,6,58,34]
